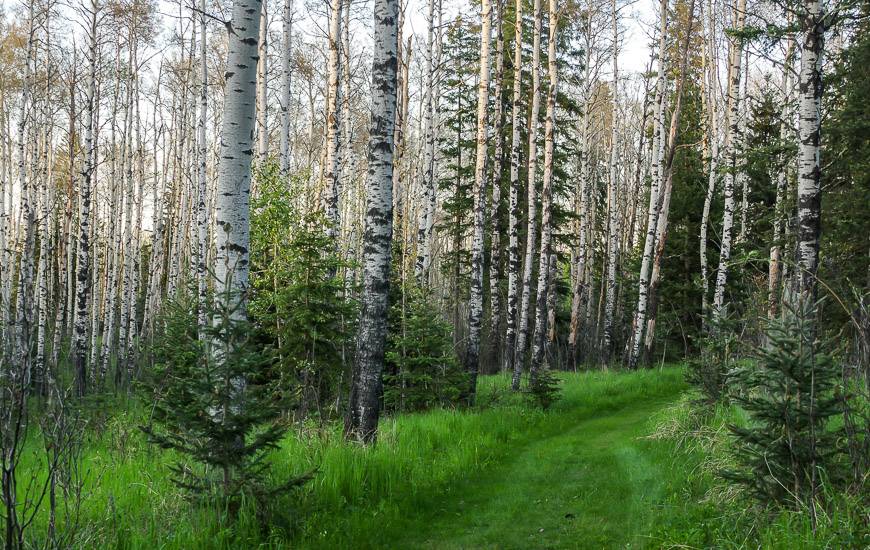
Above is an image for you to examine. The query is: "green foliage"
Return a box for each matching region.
[528,368,561,410]
[140,291,294,503]
[725,303,845,509]
[649,395,869,549]
[249,164,355,419]
[687,313,741,404]
[383,283,467,413]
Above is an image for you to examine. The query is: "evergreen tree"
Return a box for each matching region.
[249,165,355,419]
[140,291,298,503]
[726,302,844,509]
[384,282,466,413]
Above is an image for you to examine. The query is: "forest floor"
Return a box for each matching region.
[292,368,690,549]
[388,393,675,549]
[25,367,857,549]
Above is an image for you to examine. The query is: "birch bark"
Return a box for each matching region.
[345,0,398,443]
[512,0,543,389]
[529,0,558,381]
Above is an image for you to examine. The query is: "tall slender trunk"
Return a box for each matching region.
[699,0,719,321]
[464,0,493,404]
[73,0,100,395]
[256,1,269,164]
[642,0,696,363]
[529,0,558,382]
[711,0,747,321]
[414,0,440,283]
[214,0,262,311]
[769,37,794,318]
[795,0,824,313]
[602,0,620,363]
[486,0,506,369]
[628,0,668,369]
[513,0,542,389]
[197,0,209,334]
[503,0,523,376]
[323,0,342,247]
[345,0,398,443]
[280,0,294,175]
[568,13,593,366]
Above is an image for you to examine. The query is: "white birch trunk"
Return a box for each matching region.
[257,1,269,164]
[711,0,747,320]
[323,0,343,244]
[513,0,542,389]
[464,0,493,402]
[280,0,294,175]
[346,0,398,442]
[628,0,668,369]
[503,0,523,377]
[487,2,506,367]
[213,0,262,313]
[601,0,620,363]
[529,0,558,380]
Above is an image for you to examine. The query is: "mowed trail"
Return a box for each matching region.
[391,395,677,549]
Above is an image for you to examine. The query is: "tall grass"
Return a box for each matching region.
[12,368,686,549]
[645,394,870,549]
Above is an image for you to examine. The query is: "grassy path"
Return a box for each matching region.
[388,394,677,549]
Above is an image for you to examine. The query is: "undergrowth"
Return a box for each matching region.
[13,368,685,549]
[646,393,870,549]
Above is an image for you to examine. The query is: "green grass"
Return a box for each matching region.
[12,366,864,549]
[12,368,685,548]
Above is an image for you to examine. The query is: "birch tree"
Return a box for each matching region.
[601,0,620,363]
[464,0,493,402]
[503,0,523,377]
[628,0,668,369]
[529,0,558,381]
[711,0,747,321]
[256,1,268,163]
[280,0,294,175]
[794,0,825,311]
[323,0,342,245]
[213,0,262,312]
[414,0,440,283]
[513,0,542,389]
[486,0,506,368]
[345,0,398,443]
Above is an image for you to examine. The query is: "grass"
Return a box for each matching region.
[10,366,865,548]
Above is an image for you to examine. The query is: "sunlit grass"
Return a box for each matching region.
[14,368,685,548]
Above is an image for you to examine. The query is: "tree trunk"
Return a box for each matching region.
[256,1,269,164]
[769,37,794,319]
[529,0,558,382]
[280,0,294,175]
[503,0,523,377]
[513,0,542,389]
[486,0,506,370]
[601,0,620,364]
[711,0,747,321]
[323,0,343,247]
[214,0,262,313]
[464,0,493,403]
[628,0,668,369]
[795,0,824,310]
[345,0,398,443]
[414,0,440,284]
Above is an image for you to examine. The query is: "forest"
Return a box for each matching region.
[0,0,868,545]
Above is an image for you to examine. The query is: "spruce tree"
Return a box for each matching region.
[725,302,844,509]
[140,292,296,503]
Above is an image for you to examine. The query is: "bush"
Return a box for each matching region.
[725,302,845,510]
[140,292,303,506]
[383,283,467,413]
